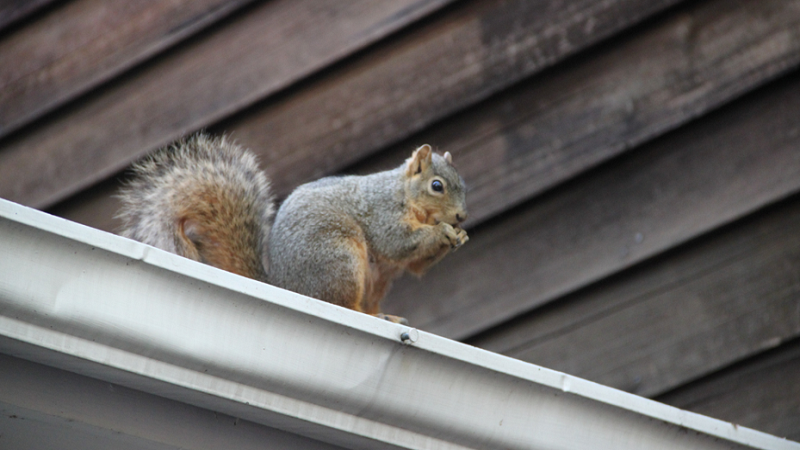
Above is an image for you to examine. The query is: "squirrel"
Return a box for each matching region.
[117,133,468,323]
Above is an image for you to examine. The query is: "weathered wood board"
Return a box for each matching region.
[355,0,800,228]
[473,194,800,398]
[0,0,57,31]
[52,0,689,231]
[0,0,254,138]
[386,70,800,340]
[0,0,456,209]
[658,339,800,441]
[218,0,684,199]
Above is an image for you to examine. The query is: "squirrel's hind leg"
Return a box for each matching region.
[336,236,370,312]
[307,235,408,324]
[282,232,370,312]
[363,258,407,324]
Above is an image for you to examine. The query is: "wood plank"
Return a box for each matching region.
[384,70,800,340]
[0,0,255,139]
[472,194,800,398]
[353,0,800,228]
[0,0,456,209]
[657,339,800,441]
[50,0,686,231]
[217,0,682,200]
[48,176,122,234]
[0,0,57,32]
[52,0,800,237]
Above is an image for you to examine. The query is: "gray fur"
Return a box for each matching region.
[117,137,467,318]
[117,134,274,277]
[268,151,467,306]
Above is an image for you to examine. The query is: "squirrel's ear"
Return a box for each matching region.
[406,144,433,176]
[444,151,453,164]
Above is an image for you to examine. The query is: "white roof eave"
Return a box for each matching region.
[0,197,796,450]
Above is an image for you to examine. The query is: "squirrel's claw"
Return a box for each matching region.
[440,222,468,249]
[375,313,409,325]
[450,227,469,250]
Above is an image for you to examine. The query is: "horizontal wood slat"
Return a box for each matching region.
[48,0,686,230]
[0,0,455,209]
[354,0,800,228]
[218,0,682,200]
[475,195,800,398]
[0,0,57,32]
[48,177,121,233]
[0,0,254,139]
[49,0,685,231]
[385,69,800,340]
[657,339,800,441]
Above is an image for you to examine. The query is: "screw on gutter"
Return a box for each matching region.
[400,328,419,344]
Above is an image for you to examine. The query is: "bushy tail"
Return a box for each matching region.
[116,134,274,281]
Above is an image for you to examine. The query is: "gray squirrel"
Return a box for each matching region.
[117,134,468,323]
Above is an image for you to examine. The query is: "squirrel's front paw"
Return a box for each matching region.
[439,223,469,249]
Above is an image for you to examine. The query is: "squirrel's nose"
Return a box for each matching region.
[456,212,467,223]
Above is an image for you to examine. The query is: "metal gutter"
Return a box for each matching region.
[0,197,797,450]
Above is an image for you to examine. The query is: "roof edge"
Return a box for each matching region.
[0,198,797,450]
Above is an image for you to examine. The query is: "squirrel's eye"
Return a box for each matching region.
[431,179,444,193]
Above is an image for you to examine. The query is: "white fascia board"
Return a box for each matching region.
[0,197,797,450]
[0,353,346,450]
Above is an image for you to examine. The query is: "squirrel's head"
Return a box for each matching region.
[403,144,468,226]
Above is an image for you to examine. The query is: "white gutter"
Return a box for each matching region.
[0,197,796,450]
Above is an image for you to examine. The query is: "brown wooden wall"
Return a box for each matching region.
[2,0,799,440]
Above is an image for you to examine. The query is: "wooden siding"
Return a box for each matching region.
[0,0,57,31]
[0,0,255,139]
[658,337,800,442]
[2,0,799,440]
